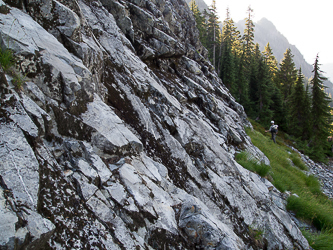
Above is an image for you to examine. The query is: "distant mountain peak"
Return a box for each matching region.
[257,17,276,29]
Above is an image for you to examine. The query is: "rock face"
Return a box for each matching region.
[0,0,309,249]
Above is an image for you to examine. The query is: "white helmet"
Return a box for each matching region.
[271,121,274,124]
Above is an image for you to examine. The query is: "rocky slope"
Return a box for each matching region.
[0,0,309,249]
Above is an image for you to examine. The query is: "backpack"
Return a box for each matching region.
[271,125,278,133]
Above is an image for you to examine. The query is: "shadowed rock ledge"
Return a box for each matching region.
[0,0,309,249]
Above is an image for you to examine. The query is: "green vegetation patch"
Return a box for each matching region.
[287,195,333,231]
[11,71,26,90]
[245,120,333,248]
[235,151,270,177]
[289,152,308,171]
[0,47,14,71]
[302,229,333,250]
[0,47,26,90]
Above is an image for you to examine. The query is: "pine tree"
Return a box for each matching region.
[189,0,207,47]
[220,8,237,92]
[232,6,255,109]
[303,82,313,140]
[270,86,286,130]
[247,44,274,123]
[233,6,255,108]
[206,0,221,68]
[234,45,249,106]
[310,54,332,157]
[262,43,278,79]
[217,27,223,75]
[248,43,261,116]
[276,48,297,100]
[242,6,255,77]
[189,0,198,14]
[222,8,242,55]
[288,69,310,138]
[220,35,235,90]
[257,53,274,124]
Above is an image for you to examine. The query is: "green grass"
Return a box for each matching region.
[287,195,333,231]
[11,71,26,90]
[0,47,26,89]
[244,119,333,249]
[0,47,14,71]
[289,152,308,171]
[302,229,333,250]
[235,151,270,177]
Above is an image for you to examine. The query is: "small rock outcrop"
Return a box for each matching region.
[0,0,309,249]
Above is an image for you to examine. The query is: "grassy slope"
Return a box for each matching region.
[241,119,333,249]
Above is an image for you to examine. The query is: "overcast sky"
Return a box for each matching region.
[202,0,333,65]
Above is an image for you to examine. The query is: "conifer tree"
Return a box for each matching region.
[302,82,313,140]
[231,6,255,109]
[217,27,223,75]
[276,48,297,100]
[270,86,286,130]
[206,0,220,68]
[288,69,310,138]
[257,54,275,124]
[233,7,255,108]
[189,0,198,14]
[242,6,255,79]
[310,54,332,158]
[262,43,278,79]
[220,35,235,90]
[220,8,238,92]
[248,43,261,116]
[189,0,207,47]
[247,44,274,123]
[234,45,249,106]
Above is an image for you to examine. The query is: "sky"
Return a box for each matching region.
[202,0,333,65]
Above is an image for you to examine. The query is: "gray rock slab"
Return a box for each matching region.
[81,94,143,153]
[0,123,39,209]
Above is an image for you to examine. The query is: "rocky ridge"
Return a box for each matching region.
[300,153,333,200]
[0,0,309,249]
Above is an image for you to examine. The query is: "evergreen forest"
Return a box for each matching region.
[189,0,333,162]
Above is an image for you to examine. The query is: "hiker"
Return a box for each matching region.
[265,121,278,143]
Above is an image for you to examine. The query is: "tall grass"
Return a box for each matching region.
[302,229,333,250]
[0,47,14,71]
[0,47,26,89]
[287,195,333,230]
[290,152,308,171]
[245,119,333,249]
[235,151,270,177]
